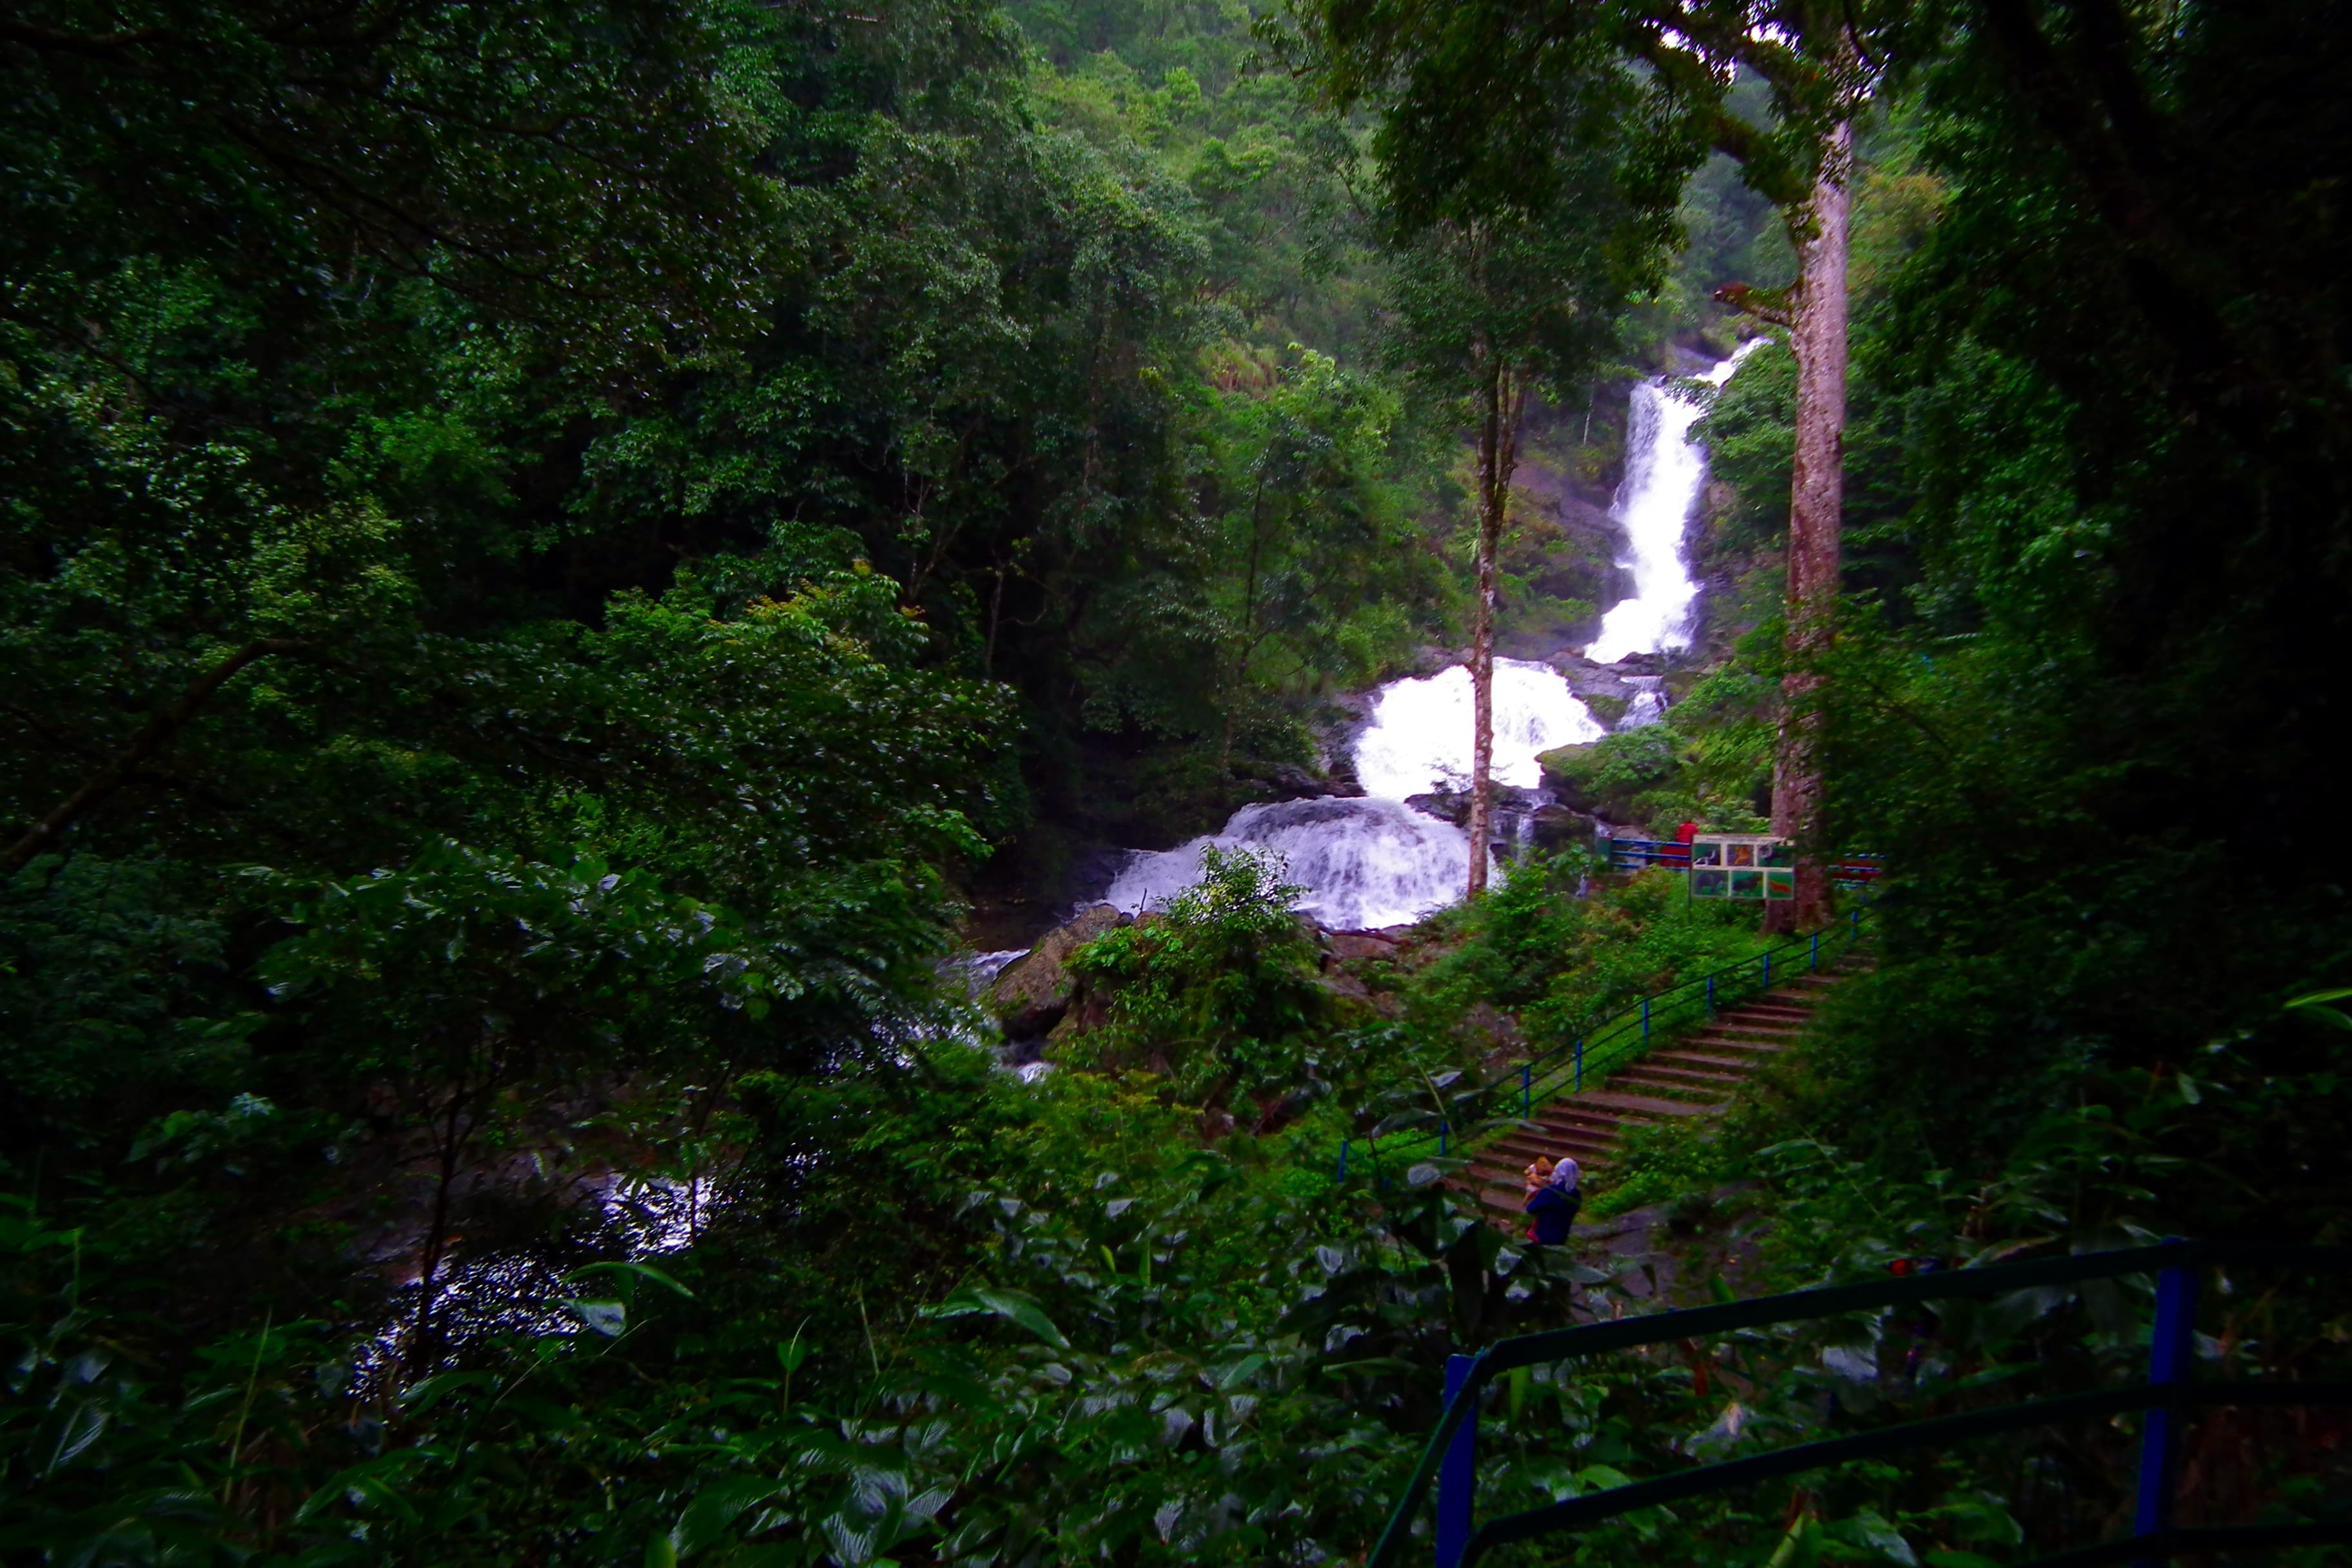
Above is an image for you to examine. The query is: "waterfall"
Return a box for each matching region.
[1620,676,1667,729]
[1585,341,1761,663]
[1103,797,1473,931]
[1353,658,1603,798]
[1097,341,1768,930]
[1105,659,1602,928]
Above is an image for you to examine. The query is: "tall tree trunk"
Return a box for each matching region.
[1767,119,1851,934]
[1465,358,1525,899]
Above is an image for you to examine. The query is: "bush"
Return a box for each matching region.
[1061,848,1343,1106]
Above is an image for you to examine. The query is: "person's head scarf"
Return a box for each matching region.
[1549,1156,1580,1193]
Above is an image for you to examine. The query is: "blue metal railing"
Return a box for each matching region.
[1336,903,1874,1182]
[1370,1239,2352,1568]
[1597,836,1885,887]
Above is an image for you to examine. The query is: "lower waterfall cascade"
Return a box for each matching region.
[1105,660,1601,929]
[1102,796,1474,932]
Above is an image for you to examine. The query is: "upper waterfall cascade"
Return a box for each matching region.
[1585,340,1761,663]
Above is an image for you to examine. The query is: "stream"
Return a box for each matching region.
[1102,342,1753,931]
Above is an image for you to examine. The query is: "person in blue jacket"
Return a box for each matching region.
[1522,1155,1582,1246]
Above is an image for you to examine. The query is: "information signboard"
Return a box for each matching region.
[1689,834,1794,901]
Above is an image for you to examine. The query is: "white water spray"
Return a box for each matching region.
[1585,341,1762,663]
[1107,660,1603,928]
[1103,797,1473,931]
[1353,658,1603,799]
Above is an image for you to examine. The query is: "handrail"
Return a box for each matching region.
[1364,1239,2352,1568]
[1344,903,1874,1177]
[1596,836,1883,885]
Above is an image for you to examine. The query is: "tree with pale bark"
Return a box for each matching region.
[1296,7,1693,895]
[1384,222,1620,895]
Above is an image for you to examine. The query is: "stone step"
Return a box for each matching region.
[1649,1048,1763,1072]
[1488,1130,1621,1163]
[1611,1064,1738,1095]
[1488,1127,1617,1156]
[1527,1103,1649,1132]
[1681,1034,1791,1054]
[1576,1089,1714,1117]
[1730,1003,1816,1021]
[1449,957,1872,1222]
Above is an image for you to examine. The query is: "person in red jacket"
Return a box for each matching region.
[1669,819,1699,868]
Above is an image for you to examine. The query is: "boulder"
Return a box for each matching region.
[1536,742,1606,812]
[1240,761,1324,802]
[1404,790,1471,826]
[1319,756,1368,799]
[1529,803,1596,850]
[1582,692,1631,727]
[1324,930,1402,963]
[988,903,1127,1038]
[1317,968,1373,1004]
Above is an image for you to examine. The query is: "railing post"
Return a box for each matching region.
[1436,1353,1477,1568]
[1641,997,1650,1038]
[1707,974,1716,1012]
[1521,1063,1531,1117]
[1762,952,1772,988]
[1574,1037,1583,1092]
[1439,1122,1449,1157]
[1338,1138,1349,1181]
[1810,932,1820,972]
[2133,1246,2200,1567]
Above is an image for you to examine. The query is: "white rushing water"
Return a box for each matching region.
[1104,797,1472,931]
[1585,341,1761,663]
[1106,659,1603,928]
[1353,658,1604,799]
[1100,346,1765,930]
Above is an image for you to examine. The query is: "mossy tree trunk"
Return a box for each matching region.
[1466,351,1527,899]
[1768,118,1851,935]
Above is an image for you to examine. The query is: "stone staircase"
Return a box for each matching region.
[1464,954,1872,1216]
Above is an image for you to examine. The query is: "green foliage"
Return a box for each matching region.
[1694,336,1799,549]
[1195,348,1446,708]
[14,0,2352,1563]
[1539,663,1778,832]
[1540,729,1680,821]
[1064,847,1339,1102]
[1416,858,1770,1049]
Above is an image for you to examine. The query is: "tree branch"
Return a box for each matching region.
[1,639,312,877]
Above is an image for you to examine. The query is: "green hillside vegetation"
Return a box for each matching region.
[6,1,2350,1565]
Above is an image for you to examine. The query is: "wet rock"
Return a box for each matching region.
[1545,650,1638,703]
[1582,692,1631,727]
[1529,803,1596,849]
[1320,756,1368,798]
[1317,968,1373,1004]
[1405,789,1470,826]
[988,903,1127,1037]
[1324,930,1403,963]
[1535,742,1603,810]
[1240,761,1325,802]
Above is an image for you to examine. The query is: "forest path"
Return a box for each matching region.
[1462,950,1874,1219]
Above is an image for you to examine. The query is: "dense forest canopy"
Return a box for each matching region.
[5,1,2351,1564]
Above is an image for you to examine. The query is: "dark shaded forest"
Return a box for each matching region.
[5,2,2350,1565]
